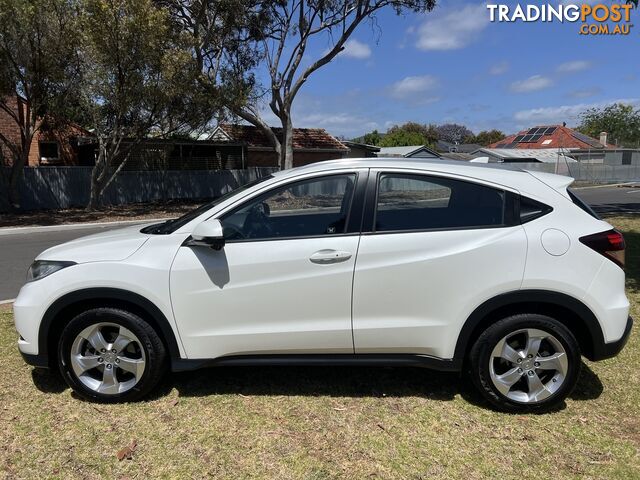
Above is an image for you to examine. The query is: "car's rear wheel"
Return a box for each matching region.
[57,308,166,402]
[469,314,581,412]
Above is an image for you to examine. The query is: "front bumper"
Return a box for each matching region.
[591,316,633,361]
[20,350,50,369]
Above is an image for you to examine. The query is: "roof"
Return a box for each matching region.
[474,148,578,163]
[341,140,380,152]
[440,152,476,161]
[436,140,483,154]
[376,145,441,157]
[211,124,348,151]
[488,125,613,150]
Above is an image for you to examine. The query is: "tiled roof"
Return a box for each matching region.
[215,124,348,151]
[488,125,613,150]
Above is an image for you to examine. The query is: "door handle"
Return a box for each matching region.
[309,249,352,264]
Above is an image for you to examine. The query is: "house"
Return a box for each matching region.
[376,145,441,159]
[0,95,93,166]
[341,140,380,158]
[472,148,577,164]
[210,124,349,167]
[488,124,613,150]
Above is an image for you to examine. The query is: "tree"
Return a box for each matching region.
[469,129,505,146]
[0,0,81,208]
[361,129,382,146]
[75,0,213,210]
[359,122,438,147]
[577,103,640,148]
[225,0,437,169]
[436,123,474,145]
[384,122,437,146]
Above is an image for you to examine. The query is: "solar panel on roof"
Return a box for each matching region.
[521,134,534,142]
[571,131,602,148]
[530,134,543,142]
[527,128,538,134]
[514,135,525,142]
[543,127,557,135]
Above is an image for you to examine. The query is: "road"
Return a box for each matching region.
[0,185,638,301]
[573,185,640,216]
[0,223,141,301]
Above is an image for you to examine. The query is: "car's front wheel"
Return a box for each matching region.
[469,314,581,412]
[57,308,166,402]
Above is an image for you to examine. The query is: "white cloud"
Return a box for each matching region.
[414,4,489,51]
[510,75,553,93]
[514,98,640,124]
[489,62,509,76]
[340,39,372,59]
[390,75,438,99]
[557,60,592,73]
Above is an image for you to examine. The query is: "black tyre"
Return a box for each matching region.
[469,314,581,412]
[57,308,167,402]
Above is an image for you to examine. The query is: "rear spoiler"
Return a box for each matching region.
[525,170,574,198]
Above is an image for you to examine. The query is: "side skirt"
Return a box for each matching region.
[171,354,461,373]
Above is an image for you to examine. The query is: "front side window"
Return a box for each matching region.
[375,173,506,232]
[221,173,356,241]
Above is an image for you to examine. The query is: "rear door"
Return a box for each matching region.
[352,169,527,360]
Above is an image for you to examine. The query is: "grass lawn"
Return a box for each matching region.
[1,216,639,479]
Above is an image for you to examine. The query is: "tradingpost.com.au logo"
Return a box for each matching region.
[487,2,637,35]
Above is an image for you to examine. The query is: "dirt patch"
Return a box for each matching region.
[0,200,205,228]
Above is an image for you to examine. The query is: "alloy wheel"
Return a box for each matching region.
[488,328,569,403]
[69,322,146,395]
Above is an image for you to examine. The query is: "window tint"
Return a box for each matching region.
[221,174,356,241]
[519,196,552,223]
[375,173,506,232]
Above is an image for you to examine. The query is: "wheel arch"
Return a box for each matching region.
[455,290,605,363]
[39,288,182,368]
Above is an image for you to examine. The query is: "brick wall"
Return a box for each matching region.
[1,95,85,167]
[0,96,23,165]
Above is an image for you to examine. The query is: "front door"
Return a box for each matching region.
[170,171,366,359]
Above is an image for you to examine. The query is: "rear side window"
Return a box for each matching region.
[568,189,601,219]
[519,196,553,223]
[374,173,506,232]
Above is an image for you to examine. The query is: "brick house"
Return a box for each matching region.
[488,124,614,150]
[0,95,94,167]
[210,124,349,167]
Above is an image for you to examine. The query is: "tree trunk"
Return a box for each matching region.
[281,114,294,170]
[87,166,102,211]
[87,141,107,211]
[8,149,29,210]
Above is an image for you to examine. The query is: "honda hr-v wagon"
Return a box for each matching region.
[14,159,632,411]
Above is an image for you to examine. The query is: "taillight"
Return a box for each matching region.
[579,229,625,269]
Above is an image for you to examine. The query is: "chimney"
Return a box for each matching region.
[599,131,608,146]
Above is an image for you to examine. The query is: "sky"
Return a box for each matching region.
[257,0,640,139]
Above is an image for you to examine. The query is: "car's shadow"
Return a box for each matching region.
[31,360,604,412]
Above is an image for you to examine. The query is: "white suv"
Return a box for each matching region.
[14,159,632,411]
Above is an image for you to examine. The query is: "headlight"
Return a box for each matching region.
[26,260,76,283]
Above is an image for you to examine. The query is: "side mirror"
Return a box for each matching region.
[185,219,225,250]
